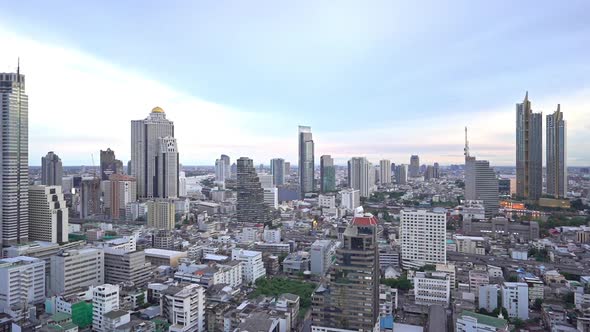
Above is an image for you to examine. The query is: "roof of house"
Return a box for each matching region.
[460,310,508,328]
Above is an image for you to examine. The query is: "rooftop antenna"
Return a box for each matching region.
[464,126,470,158]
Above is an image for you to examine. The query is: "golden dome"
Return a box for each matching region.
[151,106,165,113]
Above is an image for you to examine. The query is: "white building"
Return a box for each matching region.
[162,283,205,332]
[379,160,392,184]
[340,189,360,211]
[379,285,398,315]
[263,187,279,209]
[456,310,508,332]
[501,282,529,320]
[0,256,45,318]
[231,249,266,284]
[28,185,69,244]
[348,157,374,198]
[436,263,456,289]
[461,200,486,221]
[179,171,187,197]
[318,195,336,209]
[310,239,333,276]
[93,284,120,332]
[469,270,490,293]
[400,210,447,269]
[414,271,451,307]
[50,248,104,296]
[263,227,281,243]
[478,284,499,312]
[126,201,147,222]
[239,227,262,243]
[215,159,227,182]
[258,173,274,189]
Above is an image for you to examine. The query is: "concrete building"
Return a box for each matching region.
[80,178,101,218]
[147,200,175,230]
[103,248,152,287]
[50,248,105,296]
[340,189,360,211]
[99,148,123,181]
[320,155,335,193]
[469,270,490,293]
[414,271,451,307]
[0,70,29,246]
[144,248,187,267]
[263,187,278,209]
[380,159,392,184]
[0,256,45,318]
[131,107,175,198]
[409,155,420,177]
[162,284,205,332]
[465,143,499,219]
[455,236,485,255]
[270,158,285,187]
[318,194,336,209]
[155,136,179,198]
[178,171,187,197]
[546,105,567,198]
[456,311,508,332]
[310,239,333,276]
[311,213,380,332]
[348,157,374,198]
[479,285,499,312]
[41,151,63,186]
[501,282,529,320]
[462,217,539,241]
[29,185,69,244]
[231,249,265,284]
[263,227,281,243]
[215,158,227,182]
[400,209,446,269]
[516,92,542,200]
[92,284,119,332]
[102,174,137,220]
[298,126,315,198]
[237,157,269,224]
[395,164,408,185]
[126,201,147,222]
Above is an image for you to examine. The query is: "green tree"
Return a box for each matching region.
[511,318,525,329]
[532,298,543,310]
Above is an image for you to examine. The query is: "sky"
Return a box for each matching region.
[0,0,589,166]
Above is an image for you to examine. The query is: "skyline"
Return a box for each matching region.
[1,1,589,166]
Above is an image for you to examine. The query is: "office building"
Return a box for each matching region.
[414,271,451,307]
[348,157,373,198]
[395,164,408,185]
[131,107,175,198]
[103,174,137,220]
[0,256,45,318]
[456,311,508,332]
[516,92,542,200]
[28,185,69,243]
[284,162,291,177]
[318,194,336,209]
[298,125,315,197]
[455,236,485,255]
[502,282,528,320]
[80,178,101,218]
[236,157,269,224]
[409,155,420,177]
[178,171,187,197]
[50,248,104,296]
[100,148,123,180]
[103,248,152,287]
[310,239,333,276]
[400,209,446,269]
[263,227,281,243]
[154,136,179,198]
[231,249,265,284]
[0,69,29,246]
[215,158,227,182]
[546,105,567,198]
[311,213,380,332]
[263,187,278,209]
[340,188,360,211]
[147,200,175,230]
[220,154,230,179]
[380,159,392,184]
[41,151,63,186]
[465,127,499,218]
[270,158,285,186]
[144,248,186,267]
[320,155,335,192]
[162,283,205,332]
[258,173,274,188]
[479,285,499,312]
[92,284,119,332]
[462,217,539,241]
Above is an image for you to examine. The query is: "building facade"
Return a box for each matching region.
[546,105,567,198]
[400,209,446,269]
[516,92,542,200]
[147,200,176,230]
[0,256,45,318]
[155,136,179,198]
[103,248,152,287]
[320,155,336,193]
[103,174,137,220]
[270,158,285,187]
[501,282,529,320]
[395,164,408,185]
[231,249,265,284]
[298,126,315,197]
[41,151,63,186]
[92,284,119,332]
[409,155,420,177]
[50,248,105,296]
[236,157,269,224]
[162,284,205,332]
[348,157,373,198]
[100,148,123,180]
[379,159,392,184]
[29,185,69,243]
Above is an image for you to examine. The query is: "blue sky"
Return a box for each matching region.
[1,1,589,166]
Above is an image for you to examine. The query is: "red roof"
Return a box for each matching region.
[352,214,378,226]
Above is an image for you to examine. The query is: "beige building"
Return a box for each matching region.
[147,200,175,230]
[29,185,69,243]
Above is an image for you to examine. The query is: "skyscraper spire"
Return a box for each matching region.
[464,126,470,158]
[524,90,528,101]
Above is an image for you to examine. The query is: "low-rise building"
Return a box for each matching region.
[456,310,508,332]
[414,271,451,307]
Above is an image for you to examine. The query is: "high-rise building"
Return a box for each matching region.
[0,256,45,319]
[546,105,567,198]
[162,284,205,332]
[215,158,227,182]
[93,284,119,332]
[178,171,187,197]
[298,126,315,197]
[50,248,105,296]
[103,248,152,287]
[147,200,175,230]
[340,188,360,211]
[103,174,137,220]
[311,213,380,331]
[310,239,333,276]
[80,178,101,218]
[0,69,29,246]
[41,151,63,186]
[236,157,269,224]
[270,158,285,186]
[413,271,451,307]
[348,157,373,198]
[400,209,446,269]
[380,159,392,184]
[464,128,499,218]
[284,162,291,178]
[395,164,408,185]
[220,154,231,180]
[131,107,175,198]
[409,155,420,177]
[29,185,69,243]
[320,155,336,193]
[516,92,542,200]
[100,148,123,180]
[155,136,179,198]
[263,187,278,209]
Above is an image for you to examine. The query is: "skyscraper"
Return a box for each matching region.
[103,174,137,220]
[215,158,227,182]
[320,155,335,193]
[298,125,314,197]
[220,154,231,180]
[546,105,567,198]
[516,92,542,200]
[347,157,373,198]
[409,155,420,177]
[131,107,174,198]
[29,185,69,243]
[41,151,63,186]
[395,164,408,185]
[80,178,101,218]
[464,128,499,218]
[100,148,123,180]
[237,157,269,224]
[380,159,392,184]
[155,136,179,198]
[400,209,446,269]
[147,200,175,230]
[311,212,380,331]
[0,68,29,246]
[270,158,285,186]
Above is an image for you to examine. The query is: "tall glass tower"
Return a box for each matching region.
[298,125,314,198]
[320,155,335,192]
[546,105,567,198]
[516,92,542,200]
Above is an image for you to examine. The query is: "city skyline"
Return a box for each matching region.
[1,2,590,167]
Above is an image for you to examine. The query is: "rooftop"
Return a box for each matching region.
[460,310,508,328]
[144,248,186,257]
[103,310,129,319]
